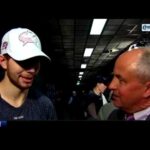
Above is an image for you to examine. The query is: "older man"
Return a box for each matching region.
[108,48,150,120]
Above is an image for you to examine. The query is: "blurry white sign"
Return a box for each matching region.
[142,24,150,31]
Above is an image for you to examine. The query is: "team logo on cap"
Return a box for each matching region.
[19,30,40,48]
[1,41,8,50]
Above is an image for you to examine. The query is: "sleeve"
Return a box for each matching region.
[38,95,58,120]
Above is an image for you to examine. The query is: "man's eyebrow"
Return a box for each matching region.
[114,74,122,79]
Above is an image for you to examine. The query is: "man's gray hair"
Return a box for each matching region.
[136,47,150,83]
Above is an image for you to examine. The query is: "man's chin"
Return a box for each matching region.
[19,84,32,90]
[112,100,121,108]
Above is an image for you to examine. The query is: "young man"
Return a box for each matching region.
[85,76,110,120]
[0,27,57,120]
[108,48,150,120]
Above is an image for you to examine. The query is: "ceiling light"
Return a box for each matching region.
[79,75,82,78]
[76,81,80,85]
[90,19,107,35]
[83,48,94,57]
[110,48,119,53]
[128,44,138,51]
[79,72,84,75]
[81,64,87,69]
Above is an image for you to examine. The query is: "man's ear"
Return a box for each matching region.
[0,55,7,69]
[144,82,150,98]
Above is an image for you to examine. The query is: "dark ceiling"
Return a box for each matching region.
[0,18,150,90]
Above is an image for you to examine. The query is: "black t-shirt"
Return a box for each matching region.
[0,90,57,120]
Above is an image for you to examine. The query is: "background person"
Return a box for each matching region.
[85,75,110,120]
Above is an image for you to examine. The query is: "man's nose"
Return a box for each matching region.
[108,78,117,90]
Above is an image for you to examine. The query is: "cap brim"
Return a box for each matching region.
[7,50,51,62]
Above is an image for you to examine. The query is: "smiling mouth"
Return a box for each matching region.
[21,76,34,83]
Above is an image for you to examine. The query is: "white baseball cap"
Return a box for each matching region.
[0,27,51,61]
